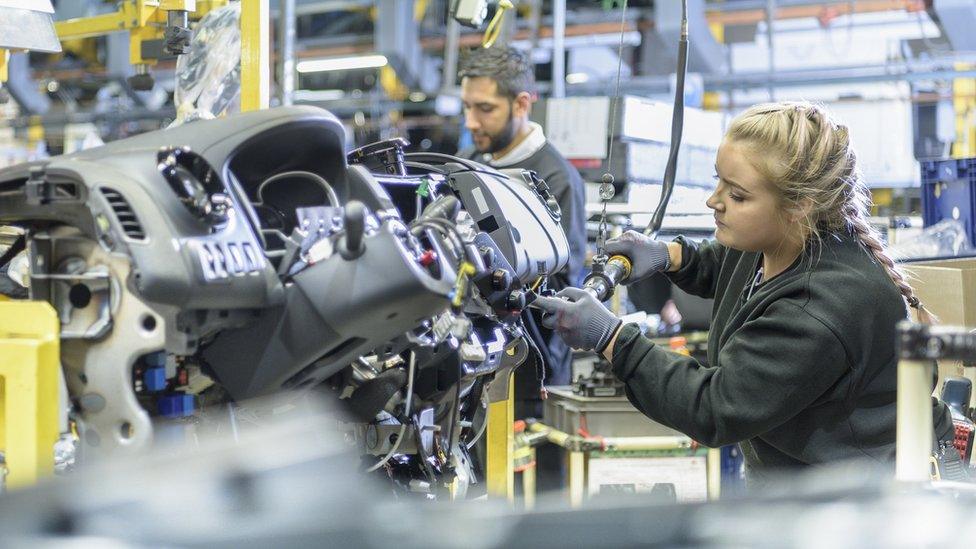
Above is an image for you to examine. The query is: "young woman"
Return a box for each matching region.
[534,102,951,484]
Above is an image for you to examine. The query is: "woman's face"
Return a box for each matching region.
[707,140,798,253]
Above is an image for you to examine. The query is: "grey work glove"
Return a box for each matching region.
[604,230,671,285]
[534,287,623,353]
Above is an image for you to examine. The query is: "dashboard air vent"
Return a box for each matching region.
[100,187,146,241]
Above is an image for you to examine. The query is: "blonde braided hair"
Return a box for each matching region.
[726,101,935,324]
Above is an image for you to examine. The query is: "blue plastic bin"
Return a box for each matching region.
[920,157,976,245]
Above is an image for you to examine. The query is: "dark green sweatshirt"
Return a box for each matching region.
[611,232,952,480]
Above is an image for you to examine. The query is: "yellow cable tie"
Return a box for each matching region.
[452,261,477,307]
[530,276,543,291]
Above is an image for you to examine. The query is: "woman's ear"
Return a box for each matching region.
[790,197,815,223]
[782,198,816,242]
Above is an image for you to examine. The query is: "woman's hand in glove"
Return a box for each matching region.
[604,231,672,284]
[533,287,622,353]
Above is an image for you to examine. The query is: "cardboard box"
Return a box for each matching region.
[905,258,976,328]
[904,258,976,401]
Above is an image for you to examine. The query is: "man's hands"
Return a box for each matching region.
[604,231,672,284]
[533,287,622,353]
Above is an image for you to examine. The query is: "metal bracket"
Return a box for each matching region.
[29,250,115,341]
[485,337,528,403]
[897,321,976,362]
[24,166,51,206]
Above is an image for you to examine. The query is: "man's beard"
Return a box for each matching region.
[477,111,519,155]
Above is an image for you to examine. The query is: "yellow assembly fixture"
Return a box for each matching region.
[519,420,721,507]
[0,301,61,490]
[53,1,229,89]
[0,50,8,84]
[952,62,976,159]
[27,116,44,151]
[486,370,515,502]
[240,0,270,111]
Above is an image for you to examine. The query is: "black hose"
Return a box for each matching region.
[0,235,25,270]
[258,170,340,209]
[403,152,489,172]
[520,311,551,388]
[461,377,487,447]
[645,0,689,238]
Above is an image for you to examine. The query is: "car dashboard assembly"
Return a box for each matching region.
[0,106,569,498]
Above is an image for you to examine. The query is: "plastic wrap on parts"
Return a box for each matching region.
[171,3,241,127]
[890,219,972,260]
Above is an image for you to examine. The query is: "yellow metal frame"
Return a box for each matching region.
[575,436,719,505]
[379,66,409,102]
[707,447,721,499]
[53,1,227,67]
[54,2,160,42]
[521,447,536,509]
[0,301,60,489]
[703,14,724,111]
[486,372,515,502]
[240,0,270,112]
[951,63,976,159]
[523,421,722,507]
[0,50,8,83]
[568,450,585,507]
[373,0,429,102]
[192,0,230,15]
[53,0,261,113]
[27,116,44,151]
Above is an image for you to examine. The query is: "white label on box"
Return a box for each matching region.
[620,97,726,149]
[587,456,708,503]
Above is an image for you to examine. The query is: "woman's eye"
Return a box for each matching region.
[729,193,745,202]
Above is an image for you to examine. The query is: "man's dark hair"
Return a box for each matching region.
[458,46,535,100]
